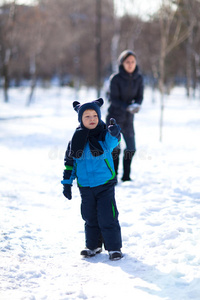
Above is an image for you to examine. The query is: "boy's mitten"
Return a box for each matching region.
[63,184,72,200]
[108,118,121,137]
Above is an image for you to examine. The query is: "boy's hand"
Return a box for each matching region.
[63,184,72,200]
[108,118,121,137]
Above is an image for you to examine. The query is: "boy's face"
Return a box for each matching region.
[82,109,99,129]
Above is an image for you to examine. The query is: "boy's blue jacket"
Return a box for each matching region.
[62,130,120,188]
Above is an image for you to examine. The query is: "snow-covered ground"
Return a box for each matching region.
[0,86,200,300]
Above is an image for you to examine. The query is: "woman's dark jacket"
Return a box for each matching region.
[107,65,144,129]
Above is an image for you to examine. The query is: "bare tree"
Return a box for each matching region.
[177,0,200,98]
[137,19,160,101]
[25,6,49,105]
[0,0,17,102]
[0,0,115,103]
[157,0,194,141]
[193,24,200,98]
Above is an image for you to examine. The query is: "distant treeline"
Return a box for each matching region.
[1,0,200,101]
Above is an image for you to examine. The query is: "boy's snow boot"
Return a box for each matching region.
[109,250,123,261]
[121,150,135,181]
[80,247,102,257]
[112,148,121,175]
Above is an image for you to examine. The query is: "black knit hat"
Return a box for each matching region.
[118,49,136,65]
[73,98,104,124]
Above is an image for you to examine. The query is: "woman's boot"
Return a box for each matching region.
[121,150,135,181]
[112,148,121,175]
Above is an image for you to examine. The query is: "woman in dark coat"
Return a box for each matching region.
[106,50,144,181]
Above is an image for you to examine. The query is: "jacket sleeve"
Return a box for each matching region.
[61,142,76,185]
[104,131,121,152]
[109,75,129,111]
[134,75,144,105]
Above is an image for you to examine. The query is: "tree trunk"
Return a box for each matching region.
[27,55,36,106]
[95,0,101,98]
[194,53,200,99]
[111,33,120,73]
[159,36,166,142]
[186,29,193,99]
[2,64,9,103]
[111,6,120,74]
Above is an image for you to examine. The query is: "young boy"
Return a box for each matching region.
[61,98,123,260]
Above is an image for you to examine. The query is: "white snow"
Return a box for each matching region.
[0,85,200,300]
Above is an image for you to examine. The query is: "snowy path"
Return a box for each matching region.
[0,87,200,300]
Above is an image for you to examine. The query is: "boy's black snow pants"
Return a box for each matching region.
[79,181,122,251]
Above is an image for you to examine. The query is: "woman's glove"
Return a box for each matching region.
[127,103,141,113]
[63,184,72,200]
[108,118,121,137]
